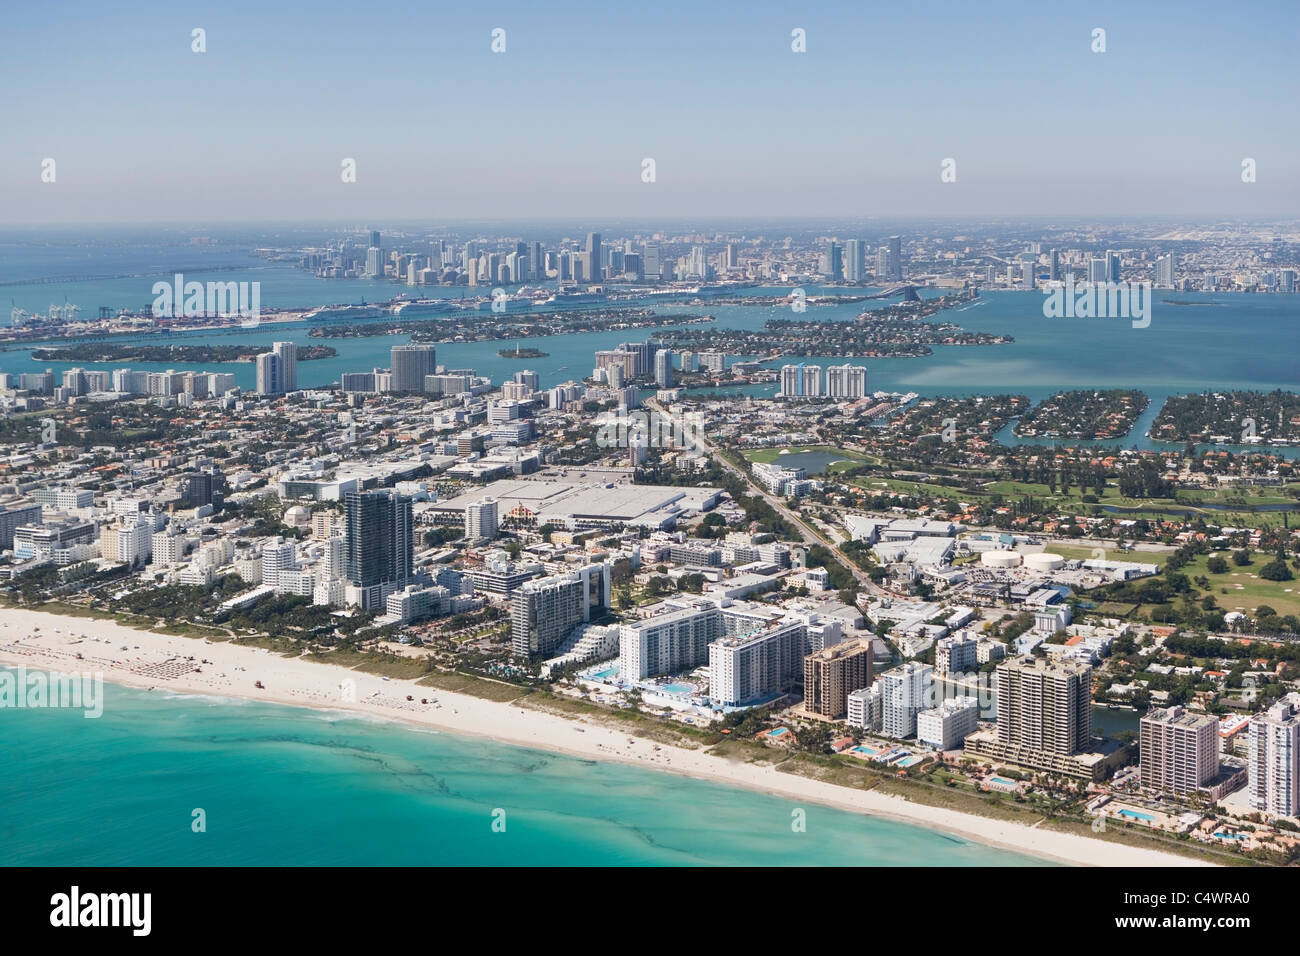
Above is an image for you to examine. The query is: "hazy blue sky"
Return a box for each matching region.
[3,0,1297,223]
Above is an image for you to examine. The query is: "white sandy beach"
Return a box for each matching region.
[0,606,1209,867]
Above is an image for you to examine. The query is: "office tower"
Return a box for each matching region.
[654,348,674,388]
[1019,259,1034,290]
[255,351,281,396]
[825,363,867,400]
[887,235,903,280]
[586,232,602,282]
[389,344,437,392]
[822,241,844,281]
[881,662,933,738]
[995,657,1092,756]
[1049,248,1060,281]
[1087,257,1108,283]
[1156,253,1176,289]
[465,498,499,540]
[178,472,215,509]
[844,239,865,282]
[1249,693,1300,815]
[1280,268,1296,294]
[272,341,296,392]
[513,369,540,390]
[528,241,544,281]
[803,639,872,719]
[365,246,382,278]
[643,242,661,279]
[875,247,890,280]
[344,490,412,605]
[369,230,381,249]
[1140,705,1219,796]
[511,563,611,659]
[1105,250,1121,283]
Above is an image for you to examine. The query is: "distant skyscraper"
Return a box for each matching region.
[369,230,381,249]
[822,241,844,281]
[654,348,674,388]
[643,242,661,279]
[825,363,867,399]
[887,235,903,281]
[1156,253,1176,289]
[255,351,281,396]
[1088,257,1108,283]
[844,239,865,282]
[1105,250,1121,283]
[272,341,296,392]
[1021,259,1035,290]
[1281,268,1297,294]
[344,490,413,606]
[465,498,499,540]
[586,232,602,283]
[1048,248,1060,281]
[390,344,437,392]
[365,246,382,279]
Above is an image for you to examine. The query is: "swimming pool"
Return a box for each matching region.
[1118,809,1155,822]
[853,746,878,755]
[589,668,619,681]
[767,728,789,737]
[657,682,695,694]
[898,755,925,768]
[988,776,1018,787]
[1214,831,1248,840]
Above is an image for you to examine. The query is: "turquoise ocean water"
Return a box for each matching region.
[0,676,1042,866]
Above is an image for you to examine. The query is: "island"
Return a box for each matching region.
[30,343,337,364]
[498,347,549,359]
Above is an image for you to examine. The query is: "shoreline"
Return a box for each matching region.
[0,607,1209,867]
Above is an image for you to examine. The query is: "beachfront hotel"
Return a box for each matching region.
[1139,705,1219,796]
[510,563,611,659]
[618,599,721,682]
[881,662,933,739]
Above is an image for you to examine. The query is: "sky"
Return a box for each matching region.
[2,0,1298,224]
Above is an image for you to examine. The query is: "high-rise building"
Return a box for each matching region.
[511,563,611,659]
[619,601,720,681]
[343,490,412,608]
[1156,253,1176,289]
[995,657,1092,756]
[365,246,382,279]
[273,341,296,392]
[881,662,933,738]
[369,230,381,249]
[887,235,903,281]
[1087,257,1108,283]
[1249,693,1300,816]
[935,633,978,674]
[1048,248,1060,281]
[586,232,602,282]
[255,351,281,396]
[825,364,867,400]
[390,344,437,393]
[465,498,499,540]
[917,697,980,750]
[822,241,844,281]
[779,364,822,399]
[1140,705,1218,796]
[654,348,674,388]
[1280,268,1297,294]
[803,639,872,719]
[844,239,865,282]
[1105,250,1121,283]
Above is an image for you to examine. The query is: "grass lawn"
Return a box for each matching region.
[1182,552,1300,619]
